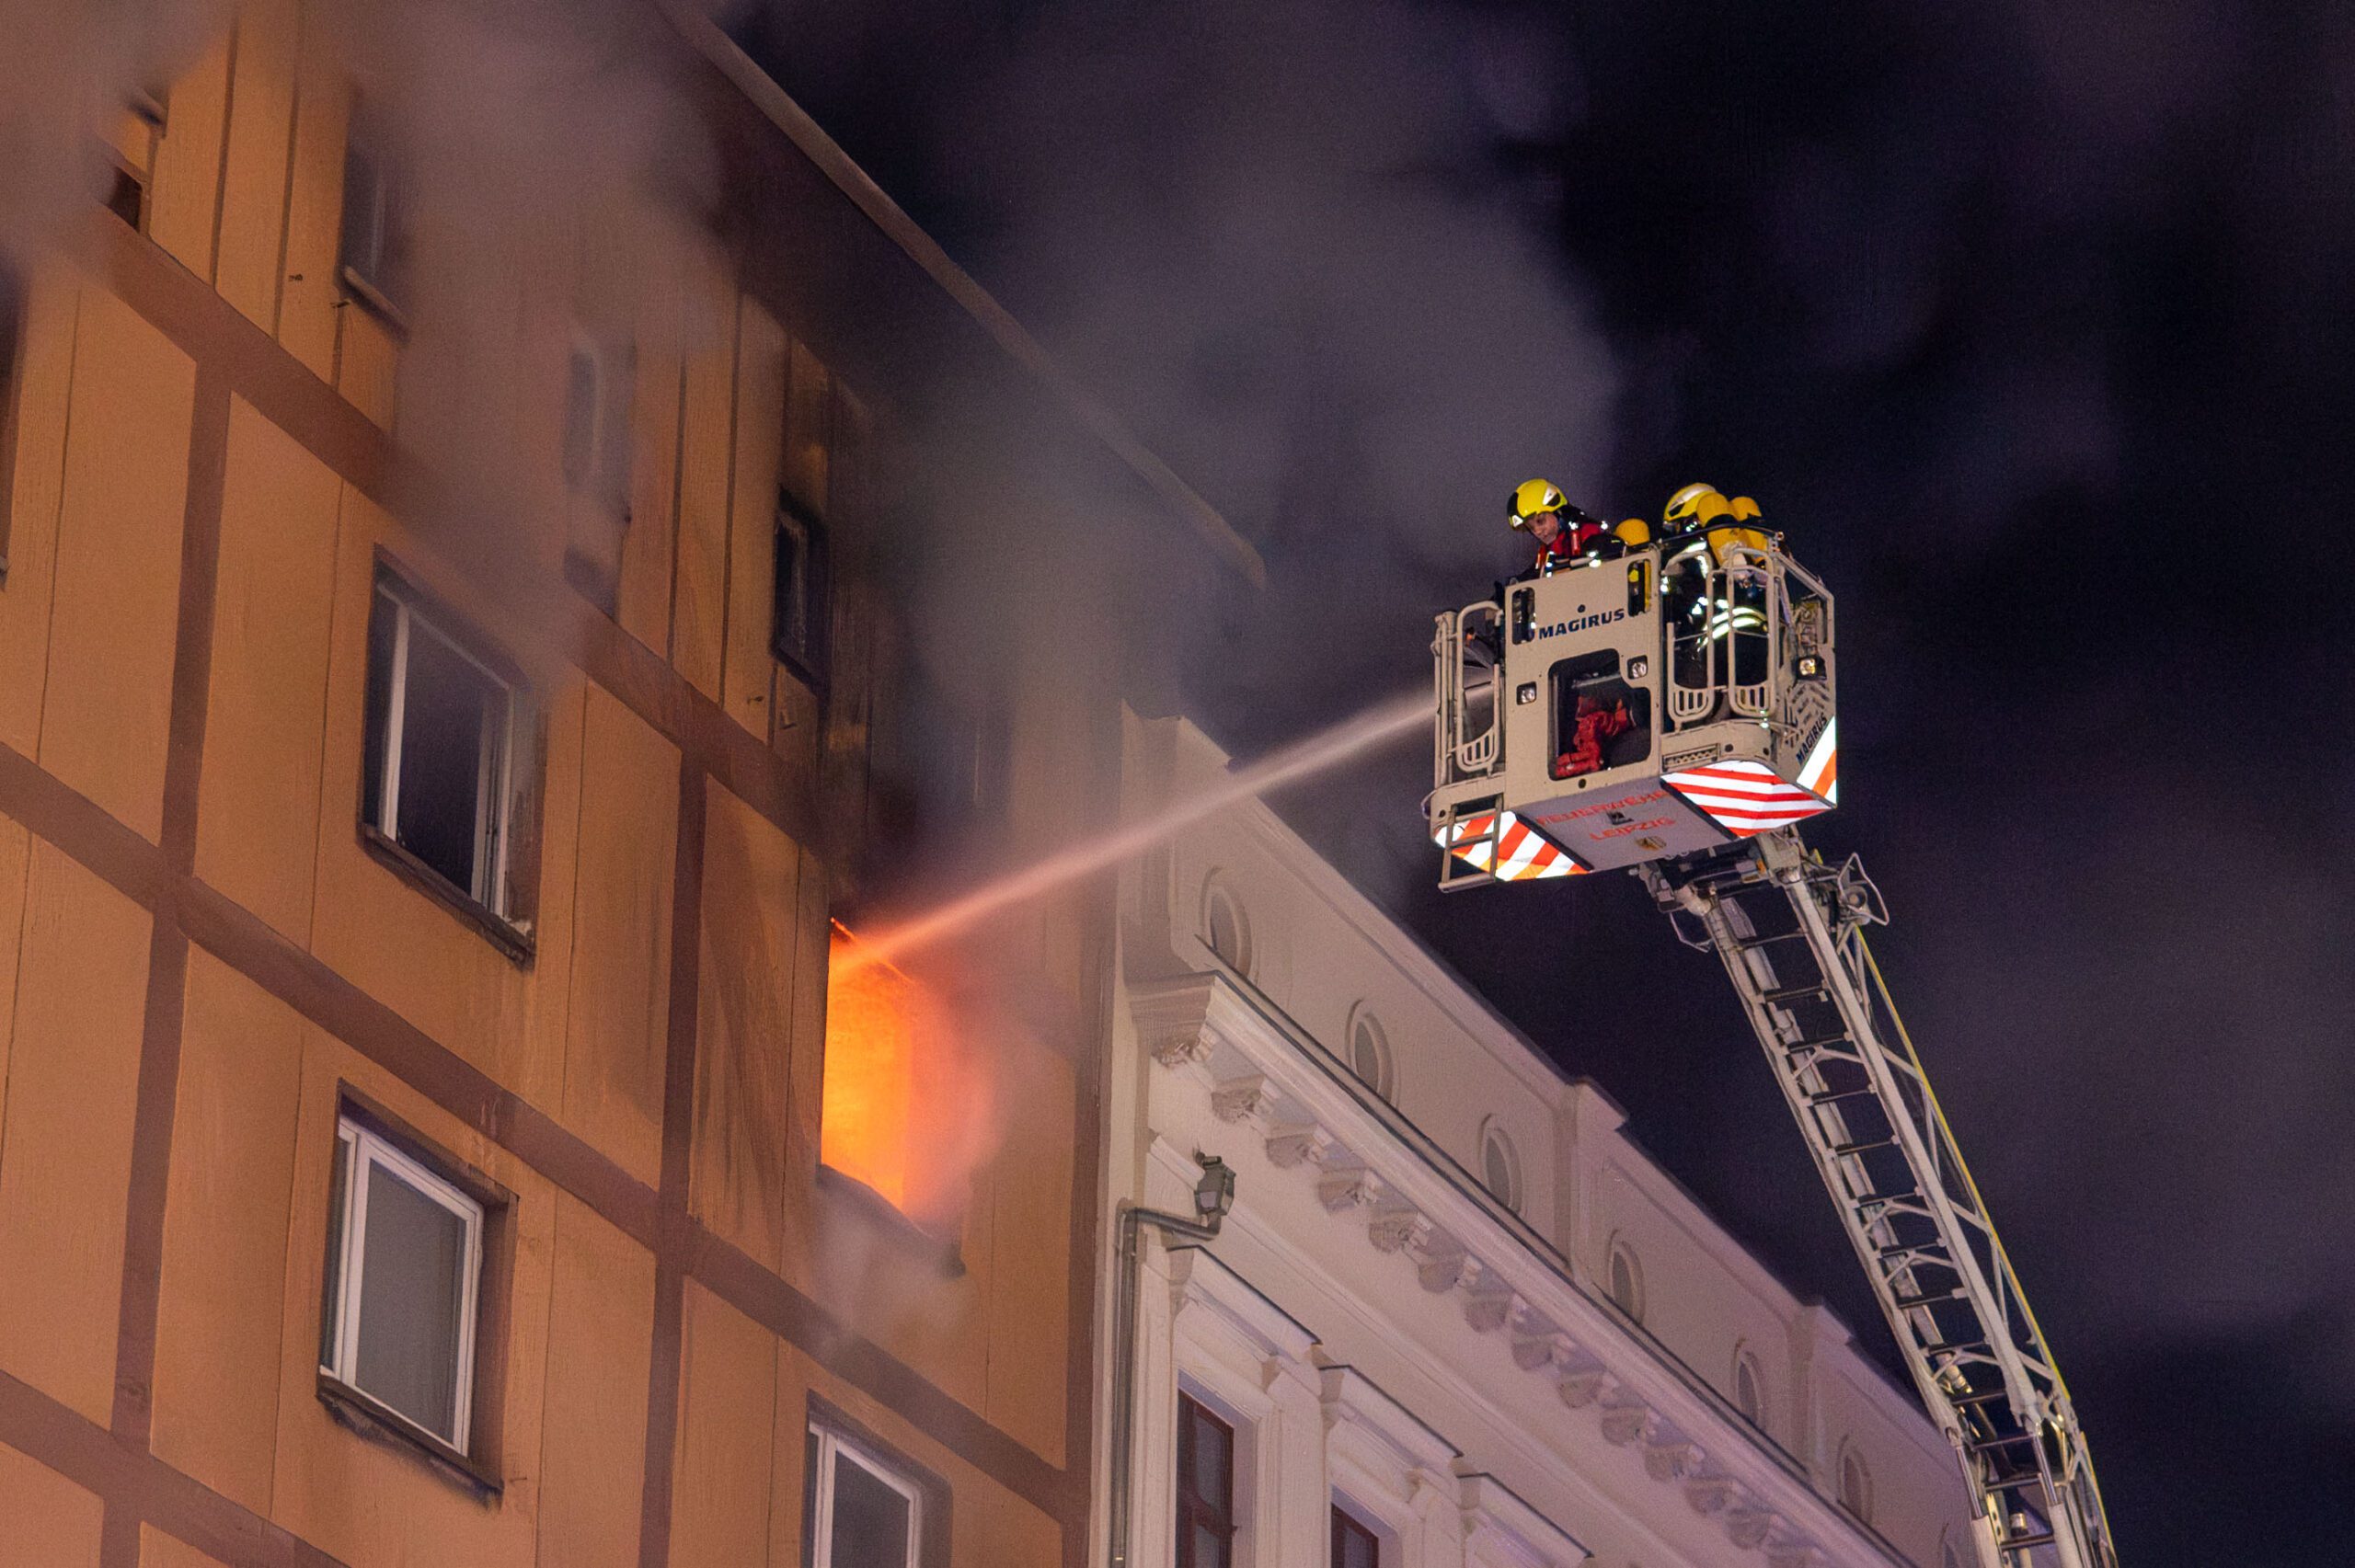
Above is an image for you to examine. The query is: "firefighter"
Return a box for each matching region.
[1662,482,1770,565]
[1660,482,1774,706]
[1508,478,1611,577]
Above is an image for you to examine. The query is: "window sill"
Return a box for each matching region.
[338,264,411,338]
[317,1374,501,1500]
[359,823,534,966]
[816,1165,965,1277]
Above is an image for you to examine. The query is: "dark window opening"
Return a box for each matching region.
[362,577,522,929]
[339,105,409,320]
[864,659,1011,900]
[103,164,147,230]
[1176,1393,1235,1568]
[1549,649,1651,779]
[1333,1506,1379,1568]
[773,490,831,690]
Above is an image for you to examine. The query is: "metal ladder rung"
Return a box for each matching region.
[1832,1137,1897,1158]
[1969,1432,2036,1455]
[1982,1471,2050,1493]
[1895,1286,1966,1310]
[1761,983,1828,1004]
[1804,1084,1878,1107]
[1785,1033,1858,1056]
[1949,1388,2012,1409]
[2001,1530,2057,1550]
[1920,1337,1991,1357]
[1729,929,1809,952]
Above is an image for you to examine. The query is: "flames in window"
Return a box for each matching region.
[821,924,993,1234]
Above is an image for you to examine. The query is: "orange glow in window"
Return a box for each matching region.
[821,924,984,1230]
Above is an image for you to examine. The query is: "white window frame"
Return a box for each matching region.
[1200,877,1251,978]
[1478,1116,1523,1212]
[370,580,519,918]
[1345,1004,1395,1102]
[320,1114,487,1452]
[807,1424,923,1568]
[1732,1343,1768,1431]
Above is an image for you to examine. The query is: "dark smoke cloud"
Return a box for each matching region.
[750,1,2355,1560]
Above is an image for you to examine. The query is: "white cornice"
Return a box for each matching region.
[1132,968,1918,1568]
[1321,1363,1464,1475]
[1459,1471,1591,1568]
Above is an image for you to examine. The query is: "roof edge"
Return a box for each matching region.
[652,0,1266,589]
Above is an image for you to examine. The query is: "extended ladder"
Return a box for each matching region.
[1639,830,2119,1568]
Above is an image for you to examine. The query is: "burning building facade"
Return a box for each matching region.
[1108,715,1985,1568]
[0,5,1257,1565]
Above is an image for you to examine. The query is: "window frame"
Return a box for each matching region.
[1331,1502,1381,1568]
[1605,1236,1645,1323]
[806,1421,925,1568]
[318,1112,487,1459]
[337,98,409,327]
[1201,878,1251,978]
[1477,1116,1522,1213]
[1837,1442,1875,1524]
[99,86,167,234]
[361,567,536,957]
[1346,1005,1395,1102]
[772,486,832,692]
[1175,1391,1238,1568]
[1732,1345,1767,1431]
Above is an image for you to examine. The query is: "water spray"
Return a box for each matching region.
[836,690,1430,976]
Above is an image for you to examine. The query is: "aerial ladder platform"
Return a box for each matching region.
[1428,514,2119,1568]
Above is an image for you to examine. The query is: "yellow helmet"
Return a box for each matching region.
[1509,477,1568,531]
[1663,482,1719,527]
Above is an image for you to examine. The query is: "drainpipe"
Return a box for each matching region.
[1108,1154,1237,1568]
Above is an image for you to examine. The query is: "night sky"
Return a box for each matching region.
[742,2,2354,1560]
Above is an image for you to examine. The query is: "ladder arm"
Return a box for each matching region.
[1639,830,2119,1568]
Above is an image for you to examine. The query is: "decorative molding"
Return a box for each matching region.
[1211,1073,1282,1128]
[1266,1125,1336,1169]
[1132,969,1909,1568]
[1321,1364,1463,1476]
[1458,1470,1591,1568]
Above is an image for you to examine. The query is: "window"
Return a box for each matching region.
[1202,880,1251,977]
[1838,1444,1874,1524]
[773,490,831,689]
[1606,1239,1644,1322]
[339,102,408,317]
[805,1424,922,1568]
[100,87,166,232]
[1332,1505,1379,1568]
[1548,648,1651,780]
[362,574,526,935]
[1478,1117,1522,1212]
[561,327,636,613]
[1176,1393,1236,1568]
[1347,1008,1394,1101]
[319,1113,485,1454]
[1733,1349,1765,1429]
[821,926,982,1245]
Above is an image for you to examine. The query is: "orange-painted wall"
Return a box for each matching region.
[0,3,1098,1562]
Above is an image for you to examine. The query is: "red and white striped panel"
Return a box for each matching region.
[1662,759,1832,839]
[1434,811,1582,880]
[1797,719,1838,804]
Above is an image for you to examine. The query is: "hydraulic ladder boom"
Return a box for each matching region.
[1640,829,2118,1568]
